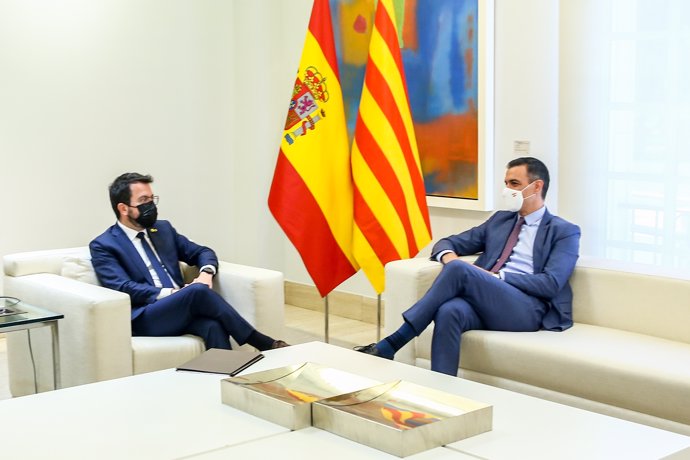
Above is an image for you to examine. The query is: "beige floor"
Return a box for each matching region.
[281,304,380,348]
[0,305,379,401]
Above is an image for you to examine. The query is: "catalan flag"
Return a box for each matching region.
[351,0,432,293]
[268,0,359,298]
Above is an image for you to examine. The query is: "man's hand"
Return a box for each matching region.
[191,271,214,289]
[441,254,496,276]
[441,252,460,264]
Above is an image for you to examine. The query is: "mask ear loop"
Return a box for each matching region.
[521,181,539,201]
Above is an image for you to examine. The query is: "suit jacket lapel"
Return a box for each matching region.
[485,214,520,270]
[111,225,154,284]
[533,209,553,273]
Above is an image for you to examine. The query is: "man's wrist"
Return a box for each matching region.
[157,287,176,300]
[438,250,455,264]
[200,265,216,277]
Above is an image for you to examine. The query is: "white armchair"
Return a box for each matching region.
[3,247,285,396]
[383,258,443,367]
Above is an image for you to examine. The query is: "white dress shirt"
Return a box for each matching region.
[436,206,546,279]
[499,206,545,277]
[116,221,179,297]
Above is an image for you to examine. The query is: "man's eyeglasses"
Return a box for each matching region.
[128,195,159,207]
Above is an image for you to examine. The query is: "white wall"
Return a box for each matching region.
[0,0,234,257]
[0,0,289,282]
[0,0,559,299]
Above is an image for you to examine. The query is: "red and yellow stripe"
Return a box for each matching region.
[351,0,432,293]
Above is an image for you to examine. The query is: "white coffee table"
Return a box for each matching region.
[0,365,288,459]
[225,341,690,460]
[185,427,472,459]
[0,341,688,459]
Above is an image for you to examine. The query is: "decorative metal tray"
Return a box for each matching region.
[221,362,380,430]
[312,380,493,457]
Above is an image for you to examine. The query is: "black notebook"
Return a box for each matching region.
[176,348,264,376]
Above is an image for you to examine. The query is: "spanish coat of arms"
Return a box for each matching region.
[283,66,329,145]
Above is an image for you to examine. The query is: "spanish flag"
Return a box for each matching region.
[268,0,359,297]
[351,0,432,294]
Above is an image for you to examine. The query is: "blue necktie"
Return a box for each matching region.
[137,232,174,288]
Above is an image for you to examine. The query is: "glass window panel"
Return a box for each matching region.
[608,110,636,171]
[677,0,690,30]
[562,0,690,276]
[633,208,660,229]
[636,0,671,32]
[632,249,658,264]
[611,0,637,33]
[635,109,669,162]
[610,40,636,103]
[635,39,667,105]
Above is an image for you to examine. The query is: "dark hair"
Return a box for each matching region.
[109,172,153,218]
[507,157,550,199]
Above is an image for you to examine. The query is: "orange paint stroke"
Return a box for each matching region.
[402,0,418,51]
[416,110,479,198]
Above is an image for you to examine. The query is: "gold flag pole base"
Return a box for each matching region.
[324,295,329,343]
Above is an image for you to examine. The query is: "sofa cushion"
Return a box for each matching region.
[451,324,690,426]
[131,336,206,375]
[4,247,89,277]
[571,267,690,344]
[61,256,101,286]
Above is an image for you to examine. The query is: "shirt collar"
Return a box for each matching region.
[116,220,143,242]
[522,206,546,226]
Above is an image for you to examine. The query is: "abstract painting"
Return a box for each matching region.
[331,0,493,209]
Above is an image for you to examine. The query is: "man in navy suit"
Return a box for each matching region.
[357,157,580,375]
[90,172,288,351]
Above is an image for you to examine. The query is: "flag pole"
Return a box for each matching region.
[377,294,382,341]
[324,295,330,343]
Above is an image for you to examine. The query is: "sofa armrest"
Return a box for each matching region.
[384,258,442,364]
[213,261,285,339]
[4,273,133,395]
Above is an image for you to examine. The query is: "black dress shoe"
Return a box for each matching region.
[353,343,391,360]
[271,340,290,349]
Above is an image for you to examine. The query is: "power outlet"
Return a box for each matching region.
[513,140,530,155]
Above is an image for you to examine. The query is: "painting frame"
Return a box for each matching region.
[423,0,494,211]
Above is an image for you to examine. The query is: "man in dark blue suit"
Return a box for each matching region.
[90,172,288,351]
[357,157,580,375]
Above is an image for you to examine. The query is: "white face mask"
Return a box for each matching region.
[501,182,536,212]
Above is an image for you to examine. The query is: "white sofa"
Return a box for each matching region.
[3,247,285,396]
[385,258,690,436]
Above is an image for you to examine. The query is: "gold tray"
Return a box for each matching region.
[313,380,493,457]
[221,362,380,430]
